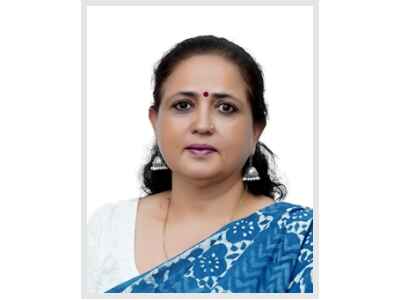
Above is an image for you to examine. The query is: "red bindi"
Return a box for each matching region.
[203,91,209,97]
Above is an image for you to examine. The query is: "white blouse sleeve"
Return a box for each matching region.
[86,203,114,294]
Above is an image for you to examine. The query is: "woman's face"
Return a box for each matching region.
[149,54,264,183]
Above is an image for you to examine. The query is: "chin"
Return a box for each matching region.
[179,168,220,180]
[185,170,217,178]
[190,174,218,180]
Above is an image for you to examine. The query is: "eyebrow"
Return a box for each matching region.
[169,91,242,103]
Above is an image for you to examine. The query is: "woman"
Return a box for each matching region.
[87,35,313,293]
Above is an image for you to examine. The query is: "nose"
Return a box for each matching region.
[191,103,215,135]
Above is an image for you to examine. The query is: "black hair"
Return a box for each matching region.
[140,35,287,201]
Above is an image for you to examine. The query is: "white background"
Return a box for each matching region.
[87,5,313,217]
[1,0,400,299]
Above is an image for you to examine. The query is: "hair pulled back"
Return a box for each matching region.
[140,35,287,201]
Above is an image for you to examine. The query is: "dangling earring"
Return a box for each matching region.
[150,147,168,171]
[242,155,260,181]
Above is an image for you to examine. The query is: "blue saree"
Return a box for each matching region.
[106,201,313,293]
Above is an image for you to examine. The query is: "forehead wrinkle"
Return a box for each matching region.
[167,90,243,104]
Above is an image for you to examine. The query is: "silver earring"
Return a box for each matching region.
[150,148,168,171]
[242,155,260,181]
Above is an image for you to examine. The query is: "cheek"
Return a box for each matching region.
[217,119,254,167]
[157,115,186,137]
[219,118,254,147]
[156,116,187,155]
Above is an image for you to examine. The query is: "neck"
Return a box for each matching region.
[166,172,248,224]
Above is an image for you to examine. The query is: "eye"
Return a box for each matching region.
[172,100,192,111]
[218,103,237,114]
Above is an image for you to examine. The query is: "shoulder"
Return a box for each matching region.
[276,201,313,222]
[136,191,171,221]
[138,191,170,206]
[87,198,138,232]
[273,201,313,245]
[86,198,139,293]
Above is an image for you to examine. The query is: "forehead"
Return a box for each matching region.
[162,54,248,101]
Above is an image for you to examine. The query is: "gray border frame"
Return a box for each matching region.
[81,0,319,298]
[86,0,315,5]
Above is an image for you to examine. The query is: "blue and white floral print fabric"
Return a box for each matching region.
[106,201,313,293]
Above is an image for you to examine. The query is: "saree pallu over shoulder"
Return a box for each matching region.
[106,201,314,293]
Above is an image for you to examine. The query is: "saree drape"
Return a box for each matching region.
[105,201,313,293]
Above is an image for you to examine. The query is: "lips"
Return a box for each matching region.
[185,144,217,152]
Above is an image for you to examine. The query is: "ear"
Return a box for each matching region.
[252,121,266,153]
[148,106,158,134]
